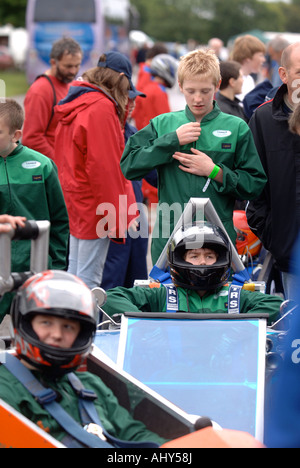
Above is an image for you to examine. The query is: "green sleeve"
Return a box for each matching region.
[81,373,166,445]
[121,122,179,180]
[45,161,69,270]
[103,286,167,317]
[240,290,282,325]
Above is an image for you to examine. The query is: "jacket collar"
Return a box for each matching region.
[185,101,221,123]
[271,84,292,121]
[58,81,118,109]
[0,143,23,159]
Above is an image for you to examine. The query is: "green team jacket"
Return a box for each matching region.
[103,284,282,326]
[0,366,165,446]
[121,103,267,264]
[0,144,69,321]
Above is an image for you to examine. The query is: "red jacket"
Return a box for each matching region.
[135,62,152,91]
[22,75,70,160]
[132,79,171,130]
[54,81,137,240]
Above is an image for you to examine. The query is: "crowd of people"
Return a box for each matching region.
[0,32,300,448]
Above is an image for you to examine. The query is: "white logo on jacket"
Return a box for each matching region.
[213,130,232,138]
[22,161,41,169]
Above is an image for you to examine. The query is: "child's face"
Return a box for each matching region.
[32,314,81,349]
[184,248,218,266]
[179,75,219,121]
[0,117,20,157]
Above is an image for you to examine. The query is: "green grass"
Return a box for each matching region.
[0,69,29,97]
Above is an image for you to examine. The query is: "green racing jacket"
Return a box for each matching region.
[0,144,69,321]
[103,283,282,326]
[121,103,267,264]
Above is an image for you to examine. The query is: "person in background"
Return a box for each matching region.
[54,52,138,290]
[134,42,168,94]
[246,42,300,300]
[22,37,82,161]
[132,54,179,131]
[216,60,248,122]
[230,35,266,101]
[208,37,226,62]
[101,89,156,289]
[267,35,290,88]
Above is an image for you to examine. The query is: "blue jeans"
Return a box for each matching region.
[68,235,110,289]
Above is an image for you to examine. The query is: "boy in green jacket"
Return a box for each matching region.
[121,48,267,264]
[0,99,69,322]
[103,222,282,326]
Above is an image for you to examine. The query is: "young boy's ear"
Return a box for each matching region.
[13,129,22,143]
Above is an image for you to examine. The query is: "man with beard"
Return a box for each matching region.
[22,37,82,161]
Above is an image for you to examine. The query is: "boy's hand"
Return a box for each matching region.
[173,148,215,177]
[176,122,201,145]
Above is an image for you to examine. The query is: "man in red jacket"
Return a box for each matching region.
[22,37,82,161]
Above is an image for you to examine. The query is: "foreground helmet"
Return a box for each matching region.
[168,222,231,290]
[150,54,178,88]
[11,270,98,376]
[233,210,262,257]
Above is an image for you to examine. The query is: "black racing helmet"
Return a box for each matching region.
[11,270,98,376]
[168,222,232,291]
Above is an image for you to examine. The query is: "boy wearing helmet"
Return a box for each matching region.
[103,223,282,325]
[121,48,267,265]
[0,270,166,447]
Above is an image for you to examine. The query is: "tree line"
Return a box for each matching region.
[130,0,300,44]
[2,0,300,45]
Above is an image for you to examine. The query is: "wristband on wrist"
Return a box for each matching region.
[208,165,220,179]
